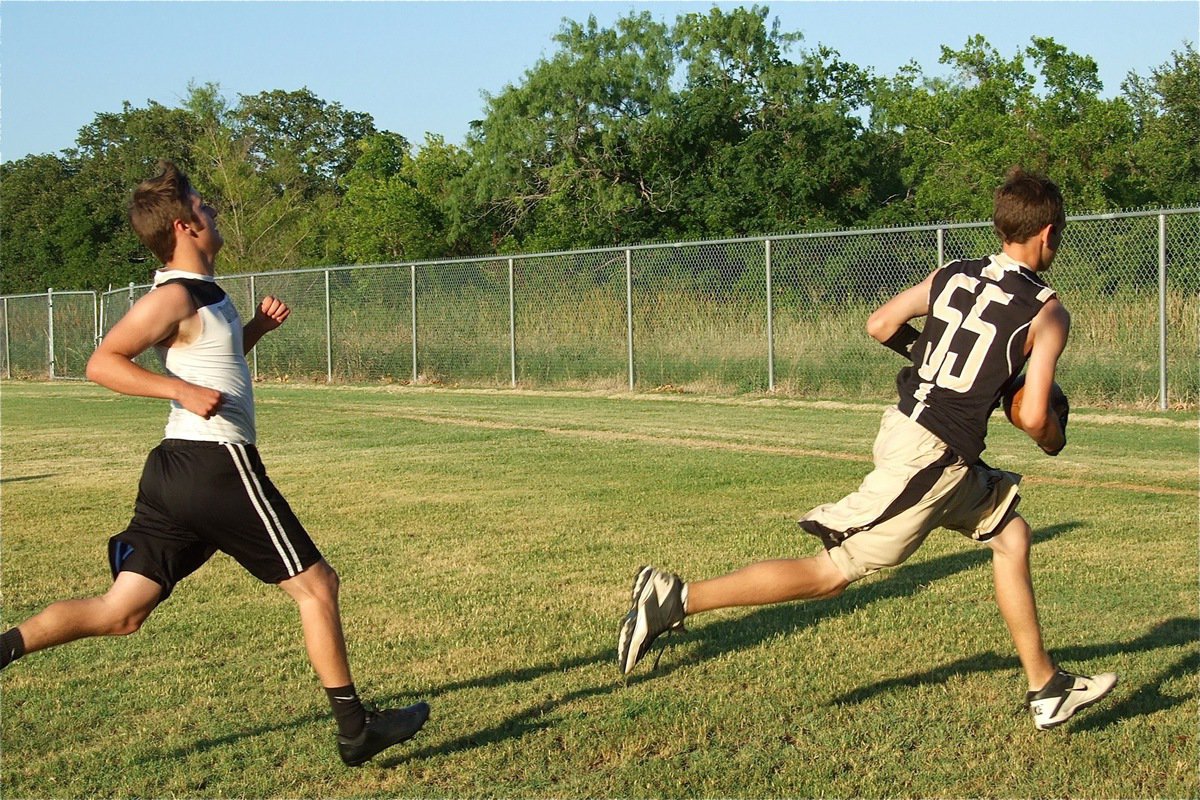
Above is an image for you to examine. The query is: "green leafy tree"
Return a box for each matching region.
[66,100,205,289]
[332,132,446,263]
[0,155,74,294]
[186,83,367,273]
[873,36,1038,220]
[229,88,375,198]
[872,35,1137,220]
[670,7,880,235]
[1123,45,1200,206]
[461,6,885,250]
[4,25,1193,296]
[462,11,676,251]
[409,134,487,257]
[1,101,204,291]
[1022,37,1138,210]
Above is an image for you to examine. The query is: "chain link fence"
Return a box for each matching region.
[1,290,98,380]
[5,209,1197,408]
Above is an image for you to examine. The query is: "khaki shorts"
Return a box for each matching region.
[800,407,1021,584]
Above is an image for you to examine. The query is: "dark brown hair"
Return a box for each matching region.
[128,161,197,264]
[993,167,1065,244]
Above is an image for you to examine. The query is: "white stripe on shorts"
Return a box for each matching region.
[223,442,302,577]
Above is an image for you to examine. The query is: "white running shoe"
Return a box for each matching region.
[617,566,686,674]
[1027,668,1118,730]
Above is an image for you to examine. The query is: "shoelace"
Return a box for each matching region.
[650,628,676,671]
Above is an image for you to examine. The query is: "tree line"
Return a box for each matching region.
[2,6,1196,294]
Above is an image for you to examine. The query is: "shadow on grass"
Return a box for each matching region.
[641,521,1081,678]
[1073,643,1198,732]
[152,519,1169,765]
[0,473,57,483]
[152,710,332,761]
[830,616,1198,732]
[381,521,1083,763]
[380,680,617,767]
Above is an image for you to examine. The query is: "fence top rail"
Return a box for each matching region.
[20,206,1200,301]
[2,290,97,300]
[1068,207,1200,222]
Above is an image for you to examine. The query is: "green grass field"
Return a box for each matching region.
[1,381,1196,798]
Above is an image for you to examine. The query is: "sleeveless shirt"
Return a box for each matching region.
[895,253,1057,464]
[153,269,256,444]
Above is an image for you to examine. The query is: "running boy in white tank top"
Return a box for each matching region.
[0,162,429,767]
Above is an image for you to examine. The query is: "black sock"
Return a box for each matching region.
[325,684,367,738]
[1,628,26,669]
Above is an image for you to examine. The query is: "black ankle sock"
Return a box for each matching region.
[1,628,26,669]
[325,684,367,738]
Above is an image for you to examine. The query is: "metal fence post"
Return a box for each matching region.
[1158,214,1168,411]
[410,264,418,383]
[47,288,55,380]
[3,297,10,379]
[324,270,333,383]
[92,291,99,351]
[765,238,775,392]
[128,282,135,311]
[249,276,258,380]
[937,227,945,268]
[625,248,635,391]
[508,257,517,387]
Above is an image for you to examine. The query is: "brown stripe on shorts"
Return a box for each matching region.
[800,449,959,549]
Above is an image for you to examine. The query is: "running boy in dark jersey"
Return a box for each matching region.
[618,167,1117,730]
[1,162,429,765]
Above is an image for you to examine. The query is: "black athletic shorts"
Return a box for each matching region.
[108,439,323,600]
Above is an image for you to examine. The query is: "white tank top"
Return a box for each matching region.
[153,269,256,444]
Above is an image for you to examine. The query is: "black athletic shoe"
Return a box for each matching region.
[1027,668,1117,730]
[617,566,686,674]
[337,701,431,766]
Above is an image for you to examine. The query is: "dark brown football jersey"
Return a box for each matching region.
[896,254,1058,463]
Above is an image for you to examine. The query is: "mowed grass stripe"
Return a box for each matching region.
[337,407,1193,498]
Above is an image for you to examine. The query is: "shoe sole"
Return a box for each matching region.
[1035,675,1118,730]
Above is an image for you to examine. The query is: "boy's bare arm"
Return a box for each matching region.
[86,284,223,419]
[242,295,291,353]
[866,271,936,355]
[1017,299,1070,454]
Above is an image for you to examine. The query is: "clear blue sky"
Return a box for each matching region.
[1,1,1196,163]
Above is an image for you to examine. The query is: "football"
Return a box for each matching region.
[1003,374,1069,430]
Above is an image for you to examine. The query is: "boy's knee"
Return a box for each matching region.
[83,583,157,637]
[311,561,340,596]
[820,581,848,600]
[988,515,1033,559]
[813,551,852,599]
[105,617,142,637]
[281,560,340,605]
[101,607,151,637]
